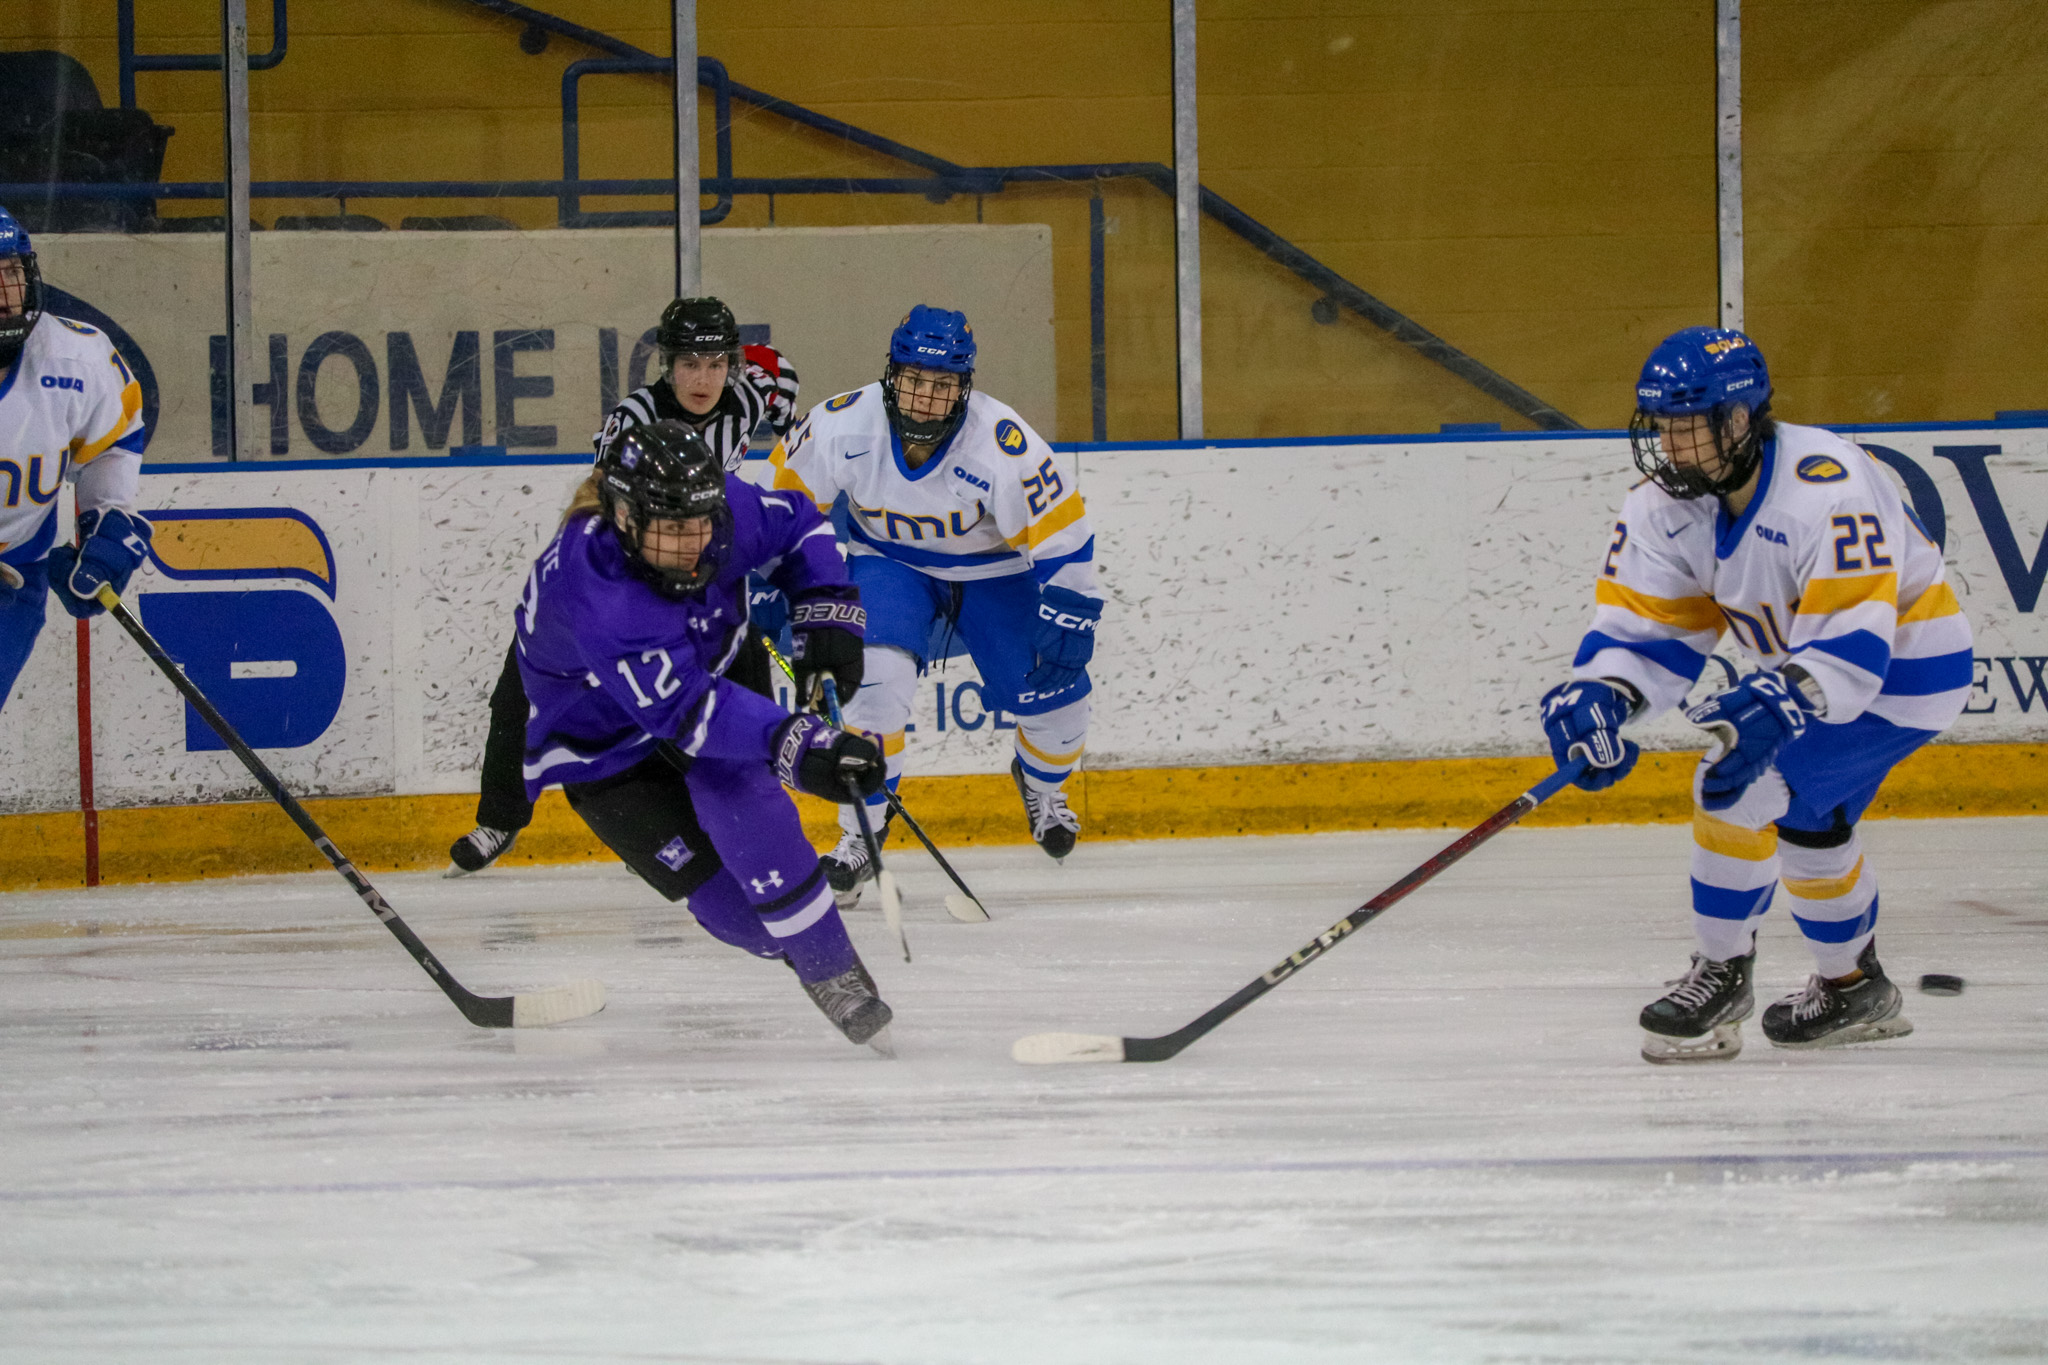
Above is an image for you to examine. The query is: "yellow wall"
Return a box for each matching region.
[9,2,2048,440]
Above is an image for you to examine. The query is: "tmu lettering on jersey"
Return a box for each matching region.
[1721,602,1794,657]
[857,501,987,541]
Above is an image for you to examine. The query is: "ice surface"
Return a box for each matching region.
[2,817,2044,1364]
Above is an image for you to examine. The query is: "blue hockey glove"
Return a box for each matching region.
[1539,679,1641,792]
[1685,669,1814,811]
[46,509,153,620]
[1026,584,1101,694]
[772,712,886,802]
[0,562,21,610]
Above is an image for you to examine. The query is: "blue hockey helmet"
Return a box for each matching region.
[882,306,975,447]
[1628,326,1774,499]
[0,203,44,366]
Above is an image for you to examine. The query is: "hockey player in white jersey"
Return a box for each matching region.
[769,307,1102,894]
[1539,326,1971,1062]
[0,204,151,714]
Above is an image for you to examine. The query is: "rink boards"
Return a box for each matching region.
[1,423,2044,883]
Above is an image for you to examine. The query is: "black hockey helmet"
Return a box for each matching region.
[596,420,730,595]
[0,204,44,367]
[657,296,740,372]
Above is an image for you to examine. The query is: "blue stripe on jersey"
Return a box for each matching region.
[112,428,150,455]
[846,516,1024,570]
[1029,535,1095,584]
[1795,630,1892,678]
[1692,880,1776,922]
[1791,895,1880,944]
[1879,648,1973,696]
[1573,629,1710,683]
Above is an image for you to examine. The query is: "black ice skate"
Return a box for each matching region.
[819,813,891,910]
[1011,759,1079,860]
[1762,940,1912,1049]
[444,825,518,878]
[1639,950,1754,1064]
[802,959,894,1054]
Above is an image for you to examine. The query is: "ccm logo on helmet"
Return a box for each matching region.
[1037,602,1098,632]
[1723,376,1754,392]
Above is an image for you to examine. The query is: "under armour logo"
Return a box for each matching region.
[750,871,785,894]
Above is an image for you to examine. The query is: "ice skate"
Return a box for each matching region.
[1011,759,1080,860]
[1639,950,1753,1064]
[445,825,518,878]
[819,816,889,910]
[802,959,895,1053]
[1762,940,1912,1049]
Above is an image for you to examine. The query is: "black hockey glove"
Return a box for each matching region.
[789,586,866,710]
[773,713,886,802]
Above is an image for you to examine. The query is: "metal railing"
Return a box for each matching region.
[69,0,1580,432]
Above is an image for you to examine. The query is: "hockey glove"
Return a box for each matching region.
[772,713,886,802]
[1685,669,1814,812]
[788,586,866,710]
[0,561,22,610]
[1026,584,1102,694]
[46,509,153,620]
[1539,679,1641,792]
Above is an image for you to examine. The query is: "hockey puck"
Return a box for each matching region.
[1918,973,1966,996]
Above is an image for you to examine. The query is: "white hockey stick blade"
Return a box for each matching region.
[878,870,911,962]
[510,978,608,1028]
[1011,1031,1127,1065]
[944,891,990,923]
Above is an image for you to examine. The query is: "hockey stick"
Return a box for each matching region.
[1011,758,1590,1064]
[766,639,989,923]
[93,585,606,1029]
[821,676,910,962]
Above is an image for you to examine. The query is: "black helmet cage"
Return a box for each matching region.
[596,423,731,596]
[881,361,973,448]
[1628,399,1773,500]
[657,296,741,379]
[0,248,43,365]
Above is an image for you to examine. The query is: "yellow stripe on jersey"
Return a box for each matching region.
[1784,856,1865,901]
[1593,579,1723,633]
[1006,491,1087,550]
[73,380,144,465]
[1692,811,1779,861]
[1898,581,1962,624]
[1797,572,1897,617]
[882,731,906,757]
[766,440,819,502]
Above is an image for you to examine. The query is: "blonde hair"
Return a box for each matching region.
[561,470,604,527]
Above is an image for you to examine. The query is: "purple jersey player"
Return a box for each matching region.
[515,421,891,1050]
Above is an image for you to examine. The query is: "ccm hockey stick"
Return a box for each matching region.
[821,677,910,962]
[94,585,605,1029]
[1012,758,1590,1064]
[767,639,989,922]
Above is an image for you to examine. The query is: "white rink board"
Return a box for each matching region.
[2,425,2043,813]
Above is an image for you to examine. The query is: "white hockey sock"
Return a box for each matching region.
[1779,833,1879,978]
[1014,693,1090,793]
[1689,809,1779,962]
[838,645,916,838]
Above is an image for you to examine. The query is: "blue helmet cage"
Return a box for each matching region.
[1628,326,1773,500]
[0,204,44,367]
[881,305,976,447]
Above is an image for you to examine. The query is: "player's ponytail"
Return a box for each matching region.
[561,471,604,527]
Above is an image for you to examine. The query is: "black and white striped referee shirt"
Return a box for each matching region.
[594,344,801,471]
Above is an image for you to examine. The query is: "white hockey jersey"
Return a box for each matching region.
[1573,421,1971,737]
[767,385,1099,596]
[0,314,146,567]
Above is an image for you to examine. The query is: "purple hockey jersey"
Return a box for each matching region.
[515,479,849,801]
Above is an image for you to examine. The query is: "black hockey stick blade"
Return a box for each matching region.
[1011,759,1590,1065]
[97,586,606,1029]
